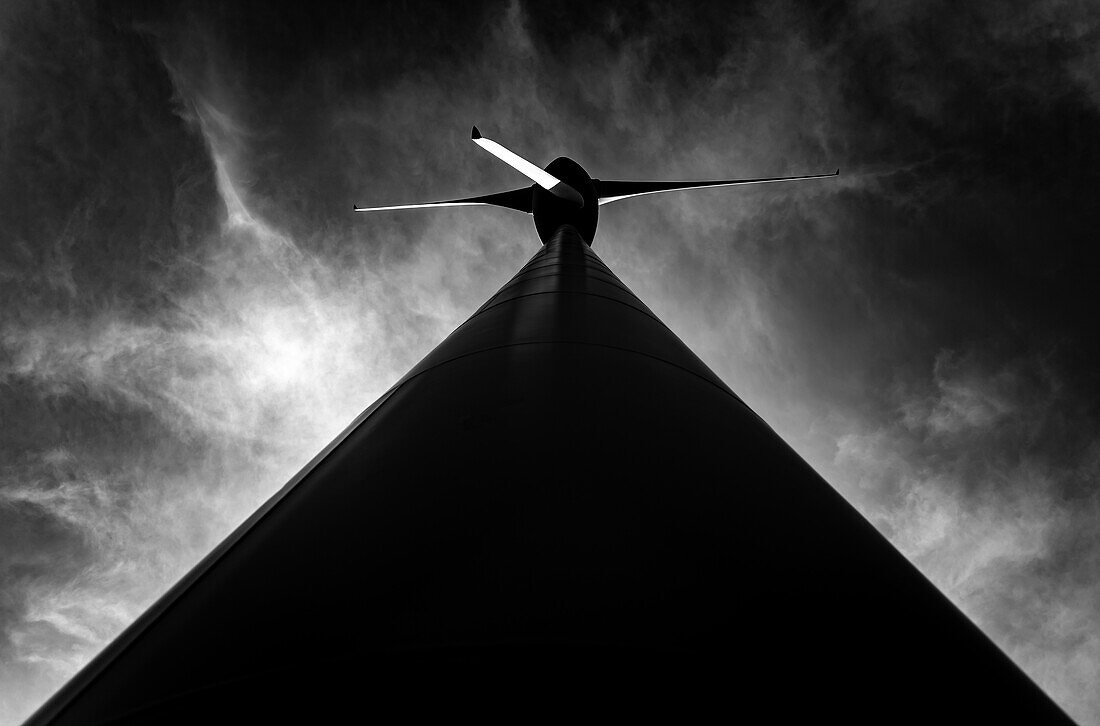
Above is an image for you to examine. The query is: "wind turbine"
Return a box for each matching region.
[28,128,1072,725]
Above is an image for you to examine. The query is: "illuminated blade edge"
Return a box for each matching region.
[596,169,840,205]
[471,126,584,206]
[355,201,484,212]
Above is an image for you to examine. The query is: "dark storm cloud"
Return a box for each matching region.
[2,1,1099,723]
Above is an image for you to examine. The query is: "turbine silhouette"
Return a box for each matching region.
[354,126,839,245]
[27,126,1074,726]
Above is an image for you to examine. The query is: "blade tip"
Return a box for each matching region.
[835,168,840,176]
[471,125,482,140]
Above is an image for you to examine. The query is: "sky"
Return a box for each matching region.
[1,0,1099,722]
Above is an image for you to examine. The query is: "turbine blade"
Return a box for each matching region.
[595,169,840,205]
[354,186,533,214]
[471,126,584,206]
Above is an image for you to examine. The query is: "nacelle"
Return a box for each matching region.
[532,157,599,245]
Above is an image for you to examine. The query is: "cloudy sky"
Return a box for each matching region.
[2,0,1099,722]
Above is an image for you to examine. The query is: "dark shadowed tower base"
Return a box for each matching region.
[29,226,1074,724]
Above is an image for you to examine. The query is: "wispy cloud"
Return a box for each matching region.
[2,1,1099,724]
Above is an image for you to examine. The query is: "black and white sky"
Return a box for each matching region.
[2,0,1099,722]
